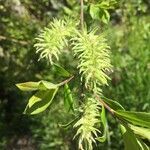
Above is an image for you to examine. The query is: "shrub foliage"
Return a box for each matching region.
[16,0,150,150]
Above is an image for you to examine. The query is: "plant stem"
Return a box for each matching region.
[79,0,85,100]
[100,99,115,115]
[79,0,115,117]
[80,0,84,31]
[0,35,28,45]
[95,95,115,115]
[58,76,74,86]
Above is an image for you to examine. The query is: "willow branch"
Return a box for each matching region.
[95,95,115,115]
[100,99,115,115]
[58,76,74,86]
[80,0,84,31]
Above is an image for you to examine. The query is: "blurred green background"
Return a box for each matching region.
[0,0,150,149]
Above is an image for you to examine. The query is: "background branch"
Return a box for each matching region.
[0,35,29,45]
[80,0,84,30]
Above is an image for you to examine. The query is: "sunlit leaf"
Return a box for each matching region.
[28,91,44,108]
[116,110,150,128]
[16,82,39,91]
[16,80,58,91]
[39,80,58,90]
[129,124,150,140]
[89,4,100,20]
[24,88,58,115]
[101,10,110,24]
[99,1,109,9]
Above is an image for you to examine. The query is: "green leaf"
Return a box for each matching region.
[53,63,71,77]
[116,110,150,128]
[122,125,150,150]
[109,0,117,6]
[16,80,58,91]
[24,88,58,115]
[129,124,150,140]
[98,1,109,9]
[98,1,117,9]
[64,84,74,112]
[16,82,39,91]
[28,91,43,108]
[102,96,125,110]
[120,124,140,150]
[137,138,150,150]
[101,10,110,24]
[97,105,107,142]
[39,80,58,90]
[89,4,100,20]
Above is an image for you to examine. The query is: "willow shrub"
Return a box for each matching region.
[16,0,150,150]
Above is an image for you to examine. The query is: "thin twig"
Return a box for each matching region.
[95,95,115,115]
[100,99,115,115]
[80,0,114,117]
[79,0,85,101]
[58,76,74,87]
[0,35,29,45]
[80,0,84,31]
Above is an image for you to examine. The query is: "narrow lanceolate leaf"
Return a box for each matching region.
[24,88,58,115]
[129,124,150,140]
[120,124,140,150]
[137,138,150,150]
[39,80,58,90]
[115,110,150,128]
[97,105,107,142]
[28,91,44,108]
[53,63,71,77]
[16,80,58,91]
[16,82,39,91]
[102,96,125,110]
[64,84,74,112]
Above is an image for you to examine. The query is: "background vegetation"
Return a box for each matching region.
[0,0,149,149]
